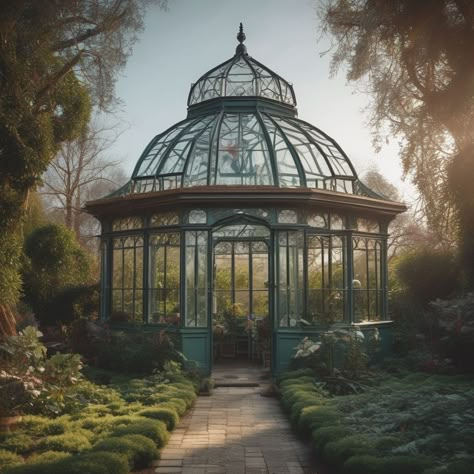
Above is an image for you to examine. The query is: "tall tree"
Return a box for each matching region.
[320,0,474,256]
[0,0,166,333]
[41,120,126,241]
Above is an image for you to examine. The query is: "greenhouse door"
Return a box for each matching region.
[212,240,270,365]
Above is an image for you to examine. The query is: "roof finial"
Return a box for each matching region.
[235,22,247,55]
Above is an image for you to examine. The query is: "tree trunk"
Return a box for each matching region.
[0,305,17,339]
[65,196,73,229]
[73,187,81,239]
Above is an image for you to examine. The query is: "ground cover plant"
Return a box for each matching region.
[278,369,474,473]
[0,358,198,473]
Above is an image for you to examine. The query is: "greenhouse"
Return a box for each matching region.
[86,25,406,374]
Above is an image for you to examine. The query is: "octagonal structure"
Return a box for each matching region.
[86,25,406,374]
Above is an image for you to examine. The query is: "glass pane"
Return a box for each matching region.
[278,209,298,224]
[308,212,328,228]
[277,231,304,327]
[112,217,143,231]
[149,233,180,325]
[150,212,179,227]
[261,114,301,187]
[188,210,207,224]
[215,114,274,186]
[185,231,208,327]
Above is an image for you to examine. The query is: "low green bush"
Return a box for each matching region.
[56,451,129,474]
[0,449,23,469]
[277,368,315,383]
[443,459,474,474]
[36,432,91,453]
[342,454,432,474]
[297,405,332,435]
[111,419,169,447]
[311,426,353,454]
[163,398,187,416]
[138,407,179,431]
[26,450,71,464]
[0,433,35,454]
[298,407,341,434]
[76,415,117,434]
[92,434,158,469]
[323,434,376,467]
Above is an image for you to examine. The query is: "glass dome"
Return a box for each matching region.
[131,111,357,193]
[187,35,296,107]
[118,24,377,198]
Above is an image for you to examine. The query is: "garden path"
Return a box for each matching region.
[154,386,317,474]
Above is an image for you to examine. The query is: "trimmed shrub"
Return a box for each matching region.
[342,454,432,474]
[111,419,169,447]
[0,449,23,469]
[56,451,129,474]
[297,407,340,434]
[162,399,187,416]
[26,450,71,464]
[92,434,158,469]
[297,405,331,435]
[0,434,35,454]
[444,459,474,474]
[36,432,91,453]
[323,434,376,467]
[138,407,179,431]
[76,415,117,434]
[311,426,353,454]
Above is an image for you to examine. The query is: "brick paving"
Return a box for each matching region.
[154,386,317,474]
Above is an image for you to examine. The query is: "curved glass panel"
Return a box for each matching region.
[188,54,296,107]
[291,119,354,177]
[215,114,274,186]
[134,119,195,177]
[261,114,301,187]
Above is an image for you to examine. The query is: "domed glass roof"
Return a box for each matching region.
[118,25,378,198]
[188,25,296,108]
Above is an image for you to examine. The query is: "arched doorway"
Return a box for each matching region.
[211,221,272,369]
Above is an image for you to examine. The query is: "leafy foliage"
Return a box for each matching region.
[22,224,92,325]
[279,370,474,472]
[0,0,166,315]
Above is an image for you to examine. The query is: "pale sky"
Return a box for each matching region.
[108,0,416,204]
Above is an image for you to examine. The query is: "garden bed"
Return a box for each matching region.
[278,368,474,474]
[0,368,198,473]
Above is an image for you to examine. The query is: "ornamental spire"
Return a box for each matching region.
[235,22,247,55]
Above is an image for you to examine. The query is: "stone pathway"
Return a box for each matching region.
[154,386,317,474]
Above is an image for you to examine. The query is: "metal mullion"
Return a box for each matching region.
[182,115,217,186]
[374,242,379,313]
[155,118,201,177]
[321,237,326,314]
[121,243,125,311]
[163,243,168,318]
[255,111,279,187]
[132,243,137,320]
[286,232,291,327]
[365,239,370,321]
[303,231,308,322]
[287,117,337,177]
[194,233,199,326]
[249,242,253,318]
[264,113,307,187]
[210,112,225,185]
[231,242,235,305]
